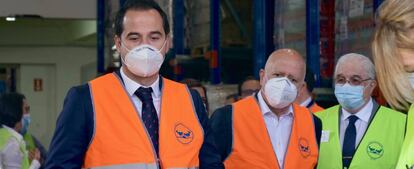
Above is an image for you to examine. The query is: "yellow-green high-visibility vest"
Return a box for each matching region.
[0,128,30,169]
[23,132,36,152]
[396,104,414,169]
[316,105,406,169]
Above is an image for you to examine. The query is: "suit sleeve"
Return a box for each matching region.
[312,114,322,148]
[209,105,233,162]
[44,85,94,169]
[189,89,224,169]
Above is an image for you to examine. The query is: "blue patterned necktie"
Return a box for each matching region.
[342,115,359,168]
[135,87,159,154]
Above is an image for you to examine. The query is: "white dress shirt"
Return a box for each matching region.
[0,125,40,169]
[258,92,293,168]
[339,98,373,149]
[120,67,162,117]
[299,96,313,107]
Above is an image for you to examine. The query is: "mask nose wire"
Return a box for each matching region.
[119,41,130,66]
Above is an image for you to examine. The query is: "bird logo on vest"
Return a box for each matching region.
[175,123,194,144]
[298,137,311,158]
[367,142,384,159]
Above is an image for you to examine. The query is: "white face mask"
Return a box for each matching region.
[121,41,166,77]
[263,77,298,109]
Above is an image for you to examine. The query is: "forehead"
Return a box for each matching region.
[335,61,367,77]
[122,9,164,36]
[267,58,304,79]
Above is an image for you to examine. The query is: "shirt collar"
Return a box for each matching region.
[2,125,23,141]
[258,91,294,117]
[300,96,313,107]
[341,98,373,123]
[120,67,161,99]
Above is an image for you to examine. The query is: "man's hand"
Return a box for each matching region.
[29,148,41,162]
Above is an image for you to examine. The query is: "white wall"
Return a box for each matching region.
[19,64,56,148]
[0,47,96,147]
[0,0,96,19]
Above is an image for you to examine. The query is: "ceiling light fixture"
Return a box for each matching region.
[5,14,43,22]
[6,16,16,21]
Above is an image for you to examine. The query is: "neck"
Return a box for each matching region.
[296,92,311,105]
[270,106,291,118]
[122,67,158,86]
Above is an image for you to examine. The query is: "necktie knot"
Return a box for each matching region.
[348,115,359,124]
[135,87,153,102]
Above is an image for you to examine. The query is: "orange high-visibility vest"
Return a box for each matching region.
[310,102,324,113]
[224,96,318,169]
[83,73,203,169]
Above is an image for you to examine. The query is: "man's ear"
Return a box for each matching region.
[298,82,306,96]
[114,35,122,53]
[165,34,172,53]
[371,80,377,87]
[14,121,22,132]
[369,80,378,93]
[259,69,265,87]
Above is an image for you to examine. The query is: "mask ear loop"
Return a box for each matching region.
[261,72,270,93]
[120,41,132,52]
[154,39,168,65]
[158,39,167,52]
[120,41,132,67]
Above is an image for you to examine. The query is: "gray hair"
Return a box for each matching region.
[334,53,376,79]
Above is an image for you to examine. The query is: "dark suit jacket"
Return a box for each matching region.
[45,71,223,169]
[209,95,323,163]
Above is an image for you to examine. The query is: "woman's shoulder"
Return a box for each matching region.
[0,127,24,151]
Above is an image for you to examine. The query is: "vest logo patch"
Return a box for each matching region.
[298,137,311,158]
[367,142,384,159]
[175,123,194,144]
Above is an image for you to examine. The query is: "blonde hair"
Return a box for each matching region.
[372,0,414,112]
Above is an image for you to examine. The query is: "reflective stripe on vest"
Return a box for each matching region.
[396,104,414,169]
[84,73,203,169]
[0,128,30,169]
[224,96,318,169]
[316,105,406,169]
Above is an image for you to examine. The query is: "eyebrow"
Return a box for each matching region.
[126,31,163,37]
[335,74,363,79]
[287,74,296,80]
[350,75,364,79]
[126,32,140,37]
[149,31,163,36]
[272,72,284,76]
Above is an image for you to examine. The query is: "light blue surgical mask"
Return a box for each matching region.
[20,114,31,135]
[408,73,414,89]
[334,83,366,111]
